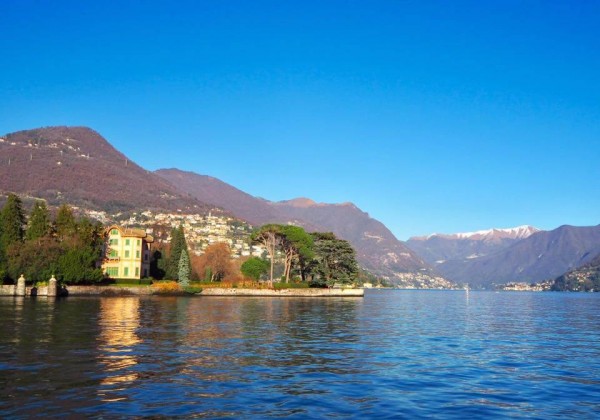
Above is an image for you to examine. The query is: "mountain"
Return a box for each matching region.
[155,168,434,281]
[552,253,600,292]
[269,198,430,276]
[153,168,279,225]
[0,127,210,213]
[407,225,540,265]
[435,225,600,288]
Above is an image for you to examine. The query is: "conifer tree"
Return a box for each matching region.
[0,193,26,250]
[166,226,188,280]
[26,200,51,241]
[178,249,191,286]
[54,204,76,240]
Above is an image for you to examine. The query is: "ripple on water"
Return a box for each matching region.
[1,292,600,418]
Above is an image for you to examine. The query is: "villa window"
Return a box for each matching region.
[136,250,140,259]
[109,238,118,246]
[125,239,130,246]
[125,250,130,258]
[124,267,129,277]
[106,267,118,277]
[110,229,119,235]
[109,250,118,258]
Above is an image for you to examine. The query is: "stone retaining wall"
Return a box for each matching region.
[0,285,364,297]
[0,285,49,296]
[200,287,364,297]
[66,285,155,296]
[0,285,15,296]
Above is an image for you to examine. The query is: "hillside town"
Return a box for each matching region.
[81,208,267,259]
[499,281,553,292]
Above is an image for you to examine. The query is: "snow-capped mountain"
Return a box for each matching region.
[419,225,540,241]
[406,225,542,266]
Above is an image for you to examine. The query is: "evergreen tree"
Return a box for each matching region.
[166,226,188,280]
[57,246,104,284]
[54,204,76,240]
[26,200,51,241]
[0,194,26,283]
[178,249,191,286]
[0,193,26,251]
[310,232,359,287]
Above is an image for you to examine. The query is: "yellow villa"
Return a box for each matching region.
[102,225,154,279]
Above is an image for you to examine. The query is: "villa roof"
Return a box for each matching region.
[105,225,154,243]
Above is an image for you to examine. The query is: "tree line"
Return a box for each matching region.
[0,193,360,288]
[0,194,104,284]
[150,223,360,288]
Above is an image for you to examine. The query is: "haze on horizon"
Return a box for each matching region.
[1,0,598,240]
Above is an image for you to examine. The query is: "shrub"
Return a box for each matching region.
[152,280,182,294]
[183,286,202,294]
[240,257,269,280]
[273,282,310,290]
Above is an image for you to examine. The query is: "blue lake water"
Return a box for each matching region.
[1,290,599,418]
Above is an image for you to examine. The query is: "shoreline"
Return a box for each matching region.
[0,284,364,298]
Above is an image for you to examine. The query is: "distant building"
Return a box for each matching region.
[102,225,154,279]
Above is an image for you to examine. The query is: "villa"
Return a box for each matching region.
[102,225,154,279]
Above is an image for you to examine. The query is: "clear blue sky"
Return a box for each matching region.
[1,0,598,240]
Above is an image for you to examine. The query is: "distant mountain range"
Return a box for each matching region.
[155,169,432,279]
[407,225,540,264]
[408,224,600,288]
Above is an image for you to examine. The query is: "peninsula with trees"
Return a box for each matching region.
[0,193,366,296]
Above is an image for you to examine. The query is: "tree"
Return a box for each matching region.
[195,243,233,282]
[166,226,187,280]
[0,193,26,250]
[76,218,104,250]
[310,232,359,287]
[54,204,76,240]
[241,257,270,280]
[0,193,26,282]
[26,200,51,241]
[280,225,314,282]
[6,237,62,282]
[178,249,191,286]
[57,246,104,284]
[251,224,283,285]
[0,195,106,285]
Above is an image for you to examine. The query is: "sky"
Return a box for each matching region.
[1,0,598,240]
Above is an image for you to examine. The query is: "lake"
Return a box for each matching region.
[1,290,599,418]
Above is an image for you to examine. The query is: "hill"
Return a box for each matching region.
[0,127,210,213]
[551,253,600,292]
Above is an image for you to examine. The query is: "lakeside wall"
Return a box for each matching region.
[200,287,364,297]
[0,285,364,297]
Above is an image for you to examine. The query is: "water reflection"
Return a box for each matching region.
[97,297,141,399]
